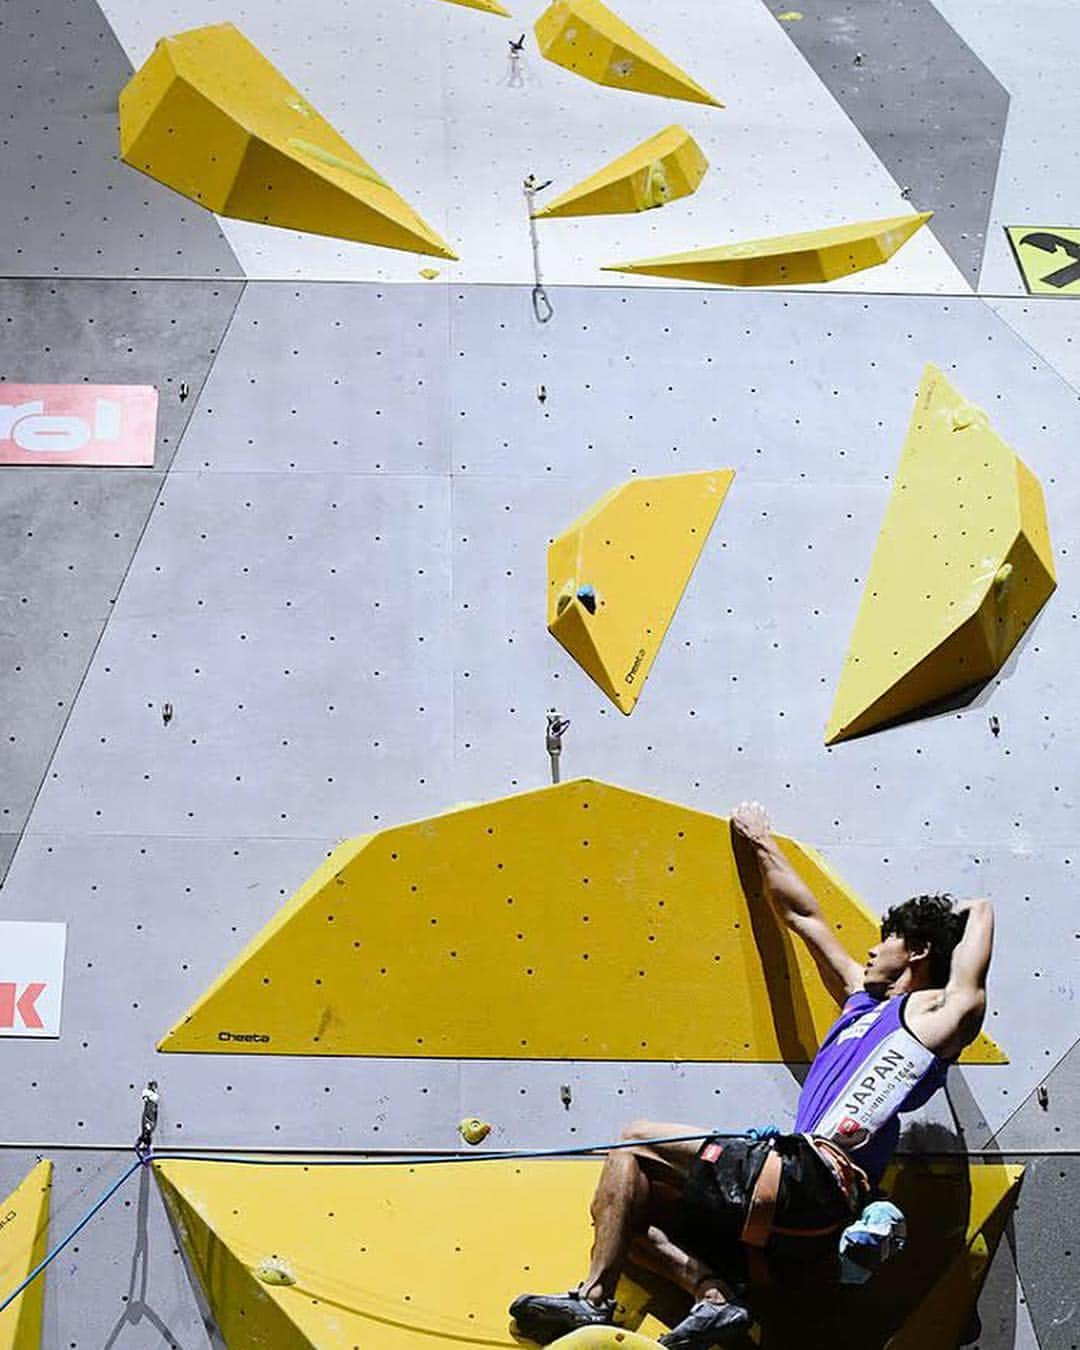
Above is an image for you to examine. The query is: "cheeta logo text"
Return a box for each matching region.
[217,1031,271,1043]
[624,649,647,684]
[0,1210,17,1232]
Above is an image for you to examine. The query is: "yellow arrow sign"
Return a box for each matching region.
[1006,226,1080,294]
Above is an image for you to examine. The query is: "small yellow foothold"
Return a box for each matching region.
[254,1257,296,1285]
[994,563,1014,590]
[459,1117,493,1145]
[778,10,804,19]
[951,403,986,432]
[419,268,441,280]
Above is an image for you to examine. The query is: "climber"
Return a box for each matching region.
[510,801,995,1349]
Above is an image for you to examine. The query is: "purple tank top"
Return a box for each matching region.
[793,991,950,1182]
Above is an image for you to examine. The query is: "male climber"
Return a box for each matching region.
[510,801,995,1349]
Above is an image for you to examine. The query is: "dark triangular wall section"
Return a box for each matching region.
[0,278,244,885]
[0,0,242,278]
[764,1,1009,285]
[992,1040,1079,1348]
[0,836,18,887]
[1002,1154,1077,1350]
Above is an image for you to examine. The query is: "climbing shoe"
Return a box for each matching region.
[658,1299,751,1349]
[509,1290,617,1344]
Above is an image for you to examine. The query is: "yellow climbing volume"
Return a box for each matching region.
[119,23,456,258]
[534,0,722,106]
[154,1159,614,1350]
[548,470,733,713]
[604,212,932,285]
[826,364,1056,744]
[154,1157,1021,1350]
[0,1161,52,1350]
[878,1160,1023,1349]
[158,779,1004,1063]
[532,126,708,218]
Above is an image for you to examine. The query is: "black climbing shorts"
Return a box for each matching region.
[675,1134,862,1289]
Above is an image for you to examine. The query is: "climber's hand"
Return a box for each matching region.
[731,800,772,847]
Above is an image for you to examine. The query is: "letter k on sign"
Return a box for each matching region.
[0,982,46,1030]
[0,920,68,1037]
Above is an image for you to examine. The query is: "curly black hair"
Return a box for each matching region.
[880,894,968,986]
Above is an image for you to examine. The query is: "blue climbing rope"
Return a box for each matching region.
[150,1131,721,1167]
[0,1130,727,1311]
[0,1155,145,1315]
[0,1130,746,1312]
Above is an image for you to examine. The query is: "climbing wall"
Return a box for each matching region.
[2,0,1078,1346]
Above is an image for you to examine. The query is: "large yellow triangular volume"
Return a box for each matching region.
[119,24,456,258]
[155,1160,605,1350]
[534,0,722,106]
[547,471,733,713]
[155,1158,1018,1350]
[604,212,932,285]
[533,126,708,218]
[0,1161,52,1350]
[826,365,1056,744]
[159,779,1004,1062]
[875,1161,1023,1350]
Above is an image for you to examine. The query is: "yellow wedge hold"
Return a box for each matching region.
[604,212,932,286]
[158,779,1004,1063]
[119,23,457,258]
[0,1161,52,1350]
[548,471,733,712]
[534,0,722,106]
[826,365,1056,744]
[154,1159,634,1350]
[885,1237,990,1350]
[154,1157,1020,1350]
[877,1161,1023,1349]
[532,126,707,218]
[441,0,512,14]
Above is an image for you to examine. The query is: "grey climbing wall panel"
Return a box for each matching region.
[169,283,452,476]
[0,836,18,887]
[988,300,1080,395]
[0,1148,210,1349]
[1008,1153,1080,1350]
[973,1237,1042,1350]
[1,285,1075,1164]
[994,1042,1080,1349]
[995,1038,1080,1152]
[0,0,241,278]
[763,0,1010,285]
[0,278,243,882]
[2,0,1077,1338]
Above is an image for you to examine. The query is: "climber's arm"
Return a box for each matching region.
[731,802,864,1006]
[907,899,993,1059]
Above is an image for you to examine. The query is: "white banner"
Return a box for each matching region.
[0,922,67,1037]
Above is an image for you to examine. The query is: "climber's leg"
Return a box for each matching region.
[509,1121,705,1343]
[580,1120,705,1303]
[628,1224,732,1302]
